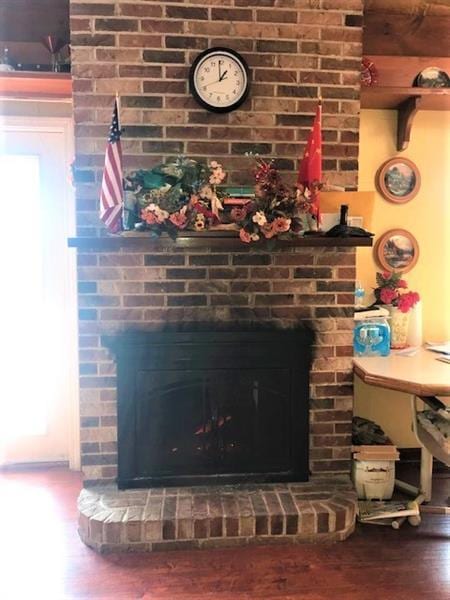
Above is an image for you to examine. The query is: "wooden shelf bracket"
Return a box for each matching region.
[397,95,422,151]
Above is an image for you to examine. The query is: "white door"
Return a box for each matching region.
[0,117,79,468]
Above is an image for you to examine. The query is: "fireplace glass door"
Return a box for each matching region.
[135,368,291,479]
[109,329,313,488]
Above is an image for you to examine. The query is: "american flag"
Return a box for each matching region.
[99,99,123,233]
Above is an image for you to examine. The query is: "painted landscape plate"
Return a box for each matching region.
[375,229,419,273]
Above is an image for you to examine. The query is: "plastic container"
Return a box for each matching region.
[352,459,396,500]
[353,317,390,357]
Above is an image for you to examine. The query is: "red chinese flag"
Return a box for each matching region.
[297,101,322,188]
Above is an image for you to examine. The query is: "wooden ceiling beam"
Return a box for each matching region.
[365,0,450,16]
[363,12,450,56]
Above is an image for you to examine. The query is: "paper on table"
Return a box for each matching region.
[436,356,450,364]
[425,342,450,355]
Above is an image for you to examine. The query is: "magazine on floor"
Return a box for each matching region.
[358,500,419,522]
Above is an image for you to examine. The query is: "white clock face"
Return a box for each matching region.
[192,50,248,111]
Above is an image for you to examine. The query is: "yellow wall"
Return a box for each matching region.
[355,109,450,447]
[358,109,450,341]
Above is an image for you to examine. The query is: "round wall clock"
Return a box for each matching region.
[189,47,250,113]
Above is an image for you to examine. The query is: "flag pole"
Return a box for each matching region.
[115,91,121,129]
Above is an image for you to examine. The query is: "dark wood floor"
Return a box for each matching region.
[0,468,448,600]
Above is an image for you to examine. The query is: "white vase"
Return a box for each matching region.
[387,306,410,349]
[407,300,423,347]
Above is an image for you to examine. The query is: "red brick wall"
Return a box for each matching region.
[70,0,363,236]
[69,0,363,484]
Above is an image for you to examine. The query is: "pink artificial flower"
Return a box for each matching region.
[381,271,391,280]
[397,291,420,313]
[380,287,397,305]
[272,217,291,233]
[397,279,408,289]
[239,228,252,243]
[230,207,247,222]
[189,194,200,207]
[155,208,169,223]
[261,223,276,239]
[169,211,187,229]
[141,208,157,225]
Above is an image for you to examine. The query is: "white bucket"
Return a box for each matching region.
[352,459,396,500]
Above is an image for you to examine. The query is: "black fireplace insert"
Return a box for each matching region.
[105,327,313,489]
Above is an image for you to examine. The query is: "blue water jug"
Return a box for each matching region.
[353,318,390,357]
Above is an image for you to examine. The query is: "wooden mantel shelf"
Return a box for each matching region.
[0,72,72,100]
[68,232,373,251]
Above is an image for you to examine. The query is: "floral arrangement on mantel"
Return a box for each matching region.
[374,271,420,313]
[123,155,313,243]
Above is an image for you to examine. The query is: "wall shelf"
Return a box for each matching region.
[68,233,373,251]
[0,71,72,100]
[361,86,450,151]
[360,55,450,151]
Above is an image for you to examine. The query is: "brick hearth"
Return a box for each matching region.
[78,479,357,552]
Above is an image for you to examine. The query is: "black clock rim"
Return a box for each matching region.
[189,46,251,114]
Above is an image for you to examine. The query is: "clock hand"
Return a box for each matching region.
[203,76,228,88]
[203,78,222,88]
[219,70,228,82]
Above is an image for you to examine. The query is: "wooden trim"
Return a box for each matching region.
[68,233,373,251]
[353,364,450,397]
[0,72,72,100]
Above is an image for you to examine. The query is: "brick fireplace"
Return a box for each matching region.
[73,241,361,550]
[75,241,357,485]
[70,0,364,548]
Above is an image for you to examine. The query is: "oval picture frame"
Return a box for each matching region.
[376,157,421,203]
[375,229,419,273]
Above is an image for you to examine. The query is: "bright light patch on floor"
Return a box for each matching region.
[0,154,47,438]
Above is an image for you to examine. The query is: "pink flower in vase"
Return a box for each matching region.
[397,291,420,313]
[380,287,397,305]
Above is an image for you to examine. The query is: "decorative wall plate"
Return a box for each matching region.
[375,229,419,273]
[376,157,420,204]
[414,67,450,88]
